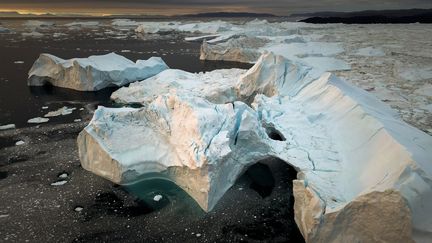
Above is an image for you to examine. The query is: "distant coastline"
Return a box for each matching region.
[297,8,432,24]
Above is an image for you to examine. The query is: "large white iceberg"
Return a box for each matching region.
[78,52,432,242]
[27,53,169,91]
[134,20,235,35]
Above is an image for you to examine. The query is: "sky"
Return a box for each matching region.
[0,0,431,16]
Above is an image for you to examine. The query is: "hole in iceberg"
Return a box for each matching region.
[265,126,286,141]
[244,162,275,198]
[225,158,304,242]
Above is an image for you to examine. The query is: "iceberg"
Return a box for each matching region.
[27,53,169,91]
[200,36,268,63]
[134,20,234,35]
[78,52,432,242]
[0,26,10,33]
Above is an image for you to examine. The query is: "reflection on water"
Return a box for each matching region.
[123,178,202,213]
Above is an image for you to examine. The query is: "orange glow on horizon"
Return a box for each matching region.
[0,5,269,16]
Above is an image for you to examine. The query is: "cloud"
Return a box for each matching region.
[1,0,431,15]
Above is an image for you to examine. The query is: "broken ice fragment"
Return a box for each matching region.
[153,195,163,202]
[27,117,49,124]
[44,106,76,117]
[74,206,83,212]
[0,124,15,130]
[15,141,25,146]
[51,180,67,186]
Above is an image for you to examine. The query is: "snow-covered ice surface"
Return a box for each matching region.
[27,52,169,91]
[79,52,432,242]
[186,21,432,134]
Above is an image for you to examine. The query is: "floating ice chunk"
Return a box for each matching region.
[42,106,49,109]
[27,117,49,123]
[74,206,83,212]
[51,180,67,186]
[111,19,139,27]
[53,33,67,38]
[44,106,76,117]
[64,21,99,27]
[200,36,268,63]
[354,47,385,57]
[0,27,10,33]
[414,84,432,96]
[15,141,25,146]
[22,31,43,38]
[14,61,24,64]
[153,195,163,202]
[58,173,68,179]
[28,53,169,91]
[0,124,15,130]
[24,20,54,28]
[74,119,82,122]
[398,67,432,82]
[0,214,9,218]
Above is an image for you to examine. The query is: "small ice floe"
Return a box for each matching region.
[42,106,49,110]
[58,173,68,179]
[0,27,10,33]
[24,20,54,28]
[79,108,84,111]
[196,233,201,237]
[14,61,24,64]
[44,106,76,117]
[53,33,66,38]
[74,119,82,122]
[74,206,83,212]
[0,124,15,130]
[27,117,49,124]
[399,67,432,82]
[153,195,163,202]
[22,31,44,38]
[111,19,138,27]
[0,214,9,218]
[51,180,67,186]
[15,140,25,146]
[65,21,99,27]
[121,50,131,53]
[354,47,385,57]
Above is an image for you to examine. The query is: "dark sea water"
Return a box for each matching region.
[0,19,252,128]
